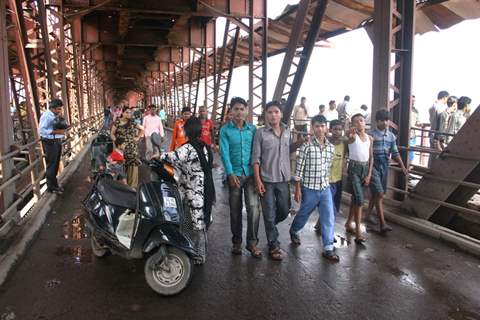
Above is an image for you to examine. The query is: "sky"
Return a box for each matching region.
[198,0,480,123]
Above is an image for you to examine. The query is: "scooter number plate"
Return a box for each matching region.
[163,197,177,208]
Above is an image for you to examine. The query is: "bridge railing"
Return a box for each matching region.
[0,113,104,243]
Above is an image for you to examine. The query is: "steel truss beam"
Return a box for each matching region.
[212,20,240,123]
[282,0,329,124]
[272,0,310,103]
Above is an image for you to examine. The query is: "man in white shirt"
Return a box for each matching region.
[337,95,350,121]
[293,97,309,138]
[324,100,338,122]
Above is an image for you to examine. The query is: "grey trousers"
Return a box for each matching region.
[228,175,261,248]
[145,136,160,160]
[260,182,291,250]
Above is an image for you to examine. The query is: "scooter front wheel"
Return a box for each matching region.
[145,247,193,296]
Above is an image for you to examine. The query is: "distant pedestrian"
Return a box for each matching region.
[447,96,471,139]
[337,95,351,121]
[198,106,215,151]
[111,107,144,187]
[293,97,309,138]
[39,99,69,194]
[324,100,338,122]
[143,105,165,160]
[169,107,192,151]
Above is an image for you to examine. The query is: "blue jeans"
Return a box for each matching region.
[259,182,291,250]
[290,186,335,251]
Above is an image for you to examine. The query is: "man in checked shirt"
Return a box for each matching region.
[289,115,339,262]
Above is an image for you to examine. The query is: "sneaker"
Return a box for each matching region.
[289,231,301,245]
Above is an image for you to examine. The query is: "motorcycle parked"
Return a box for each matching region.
[82,157,198,295]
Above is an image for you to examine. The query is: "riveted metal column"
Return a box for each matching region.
[0,0,15,213]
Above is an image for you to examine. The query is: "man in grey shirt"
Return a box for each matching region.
[252,101,304,261]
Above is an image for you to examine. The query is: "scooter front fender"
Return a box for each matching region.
[143,224,197,258]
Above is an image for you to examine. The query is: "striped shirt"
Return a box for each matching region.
[295,137,335,191]
[369,128,399,161]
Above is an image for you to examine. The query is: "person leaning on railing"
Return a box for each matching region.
[39,99,70,195]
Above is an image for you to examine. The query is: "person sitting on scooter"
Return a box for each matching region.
[106,137,128,184]
[159,117,215,264]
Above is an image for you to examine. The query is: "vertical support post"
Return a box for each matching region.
[58,3,70,123]
[371,0,392,118]
[248,1,254,123]
[36,0,57,99]
[371,0,415,194]
[0,0,15,213]
[262,0,268,113]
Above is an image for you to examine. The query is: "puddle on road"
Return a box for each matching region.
[62,215,88,240]
[55,245,92,264]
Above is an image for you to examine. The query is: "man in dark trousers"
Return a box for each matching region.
[39,99,67,194]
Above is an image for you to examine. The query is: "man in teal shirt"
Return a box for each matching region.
[220,97,262,258]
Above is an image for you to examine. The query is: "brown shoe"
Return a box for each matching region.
[269,248,283,261]
[246,245,262,259]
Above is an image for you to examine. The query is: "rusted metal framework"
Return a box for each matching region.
[0,0,104,239]
[2,0,480,246]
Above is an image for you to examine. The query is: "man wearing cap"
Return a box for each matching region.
[39,99,67,194]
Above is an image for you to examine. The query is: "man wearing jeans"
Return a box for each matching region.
[219,97,261,258]
[290,115,339,262]
[253,101,303,261]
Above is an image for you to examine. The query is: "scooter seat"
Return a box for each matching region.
[96,178,137,209]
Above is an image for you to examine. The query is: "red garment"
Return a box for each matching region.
[110,149,124,162]
[200,119,214,146]
[169,119,188,151]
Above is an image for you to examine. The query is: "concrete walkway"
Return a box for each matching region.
[0,150,479,320]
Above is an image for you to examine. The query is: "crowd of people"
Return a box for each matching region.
[428,90,472,152]
[38,90,474,265]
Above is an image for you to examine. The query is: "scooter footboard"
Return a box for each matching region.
[143,224,197,258]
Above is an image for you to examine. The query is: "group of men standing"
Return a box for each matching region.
[428,90,472,152]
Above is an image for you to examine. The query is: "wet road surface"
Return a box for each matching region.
[1,153,480,320]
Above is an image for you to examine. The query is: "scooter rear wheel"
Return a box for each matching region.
[145,247,193,296]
